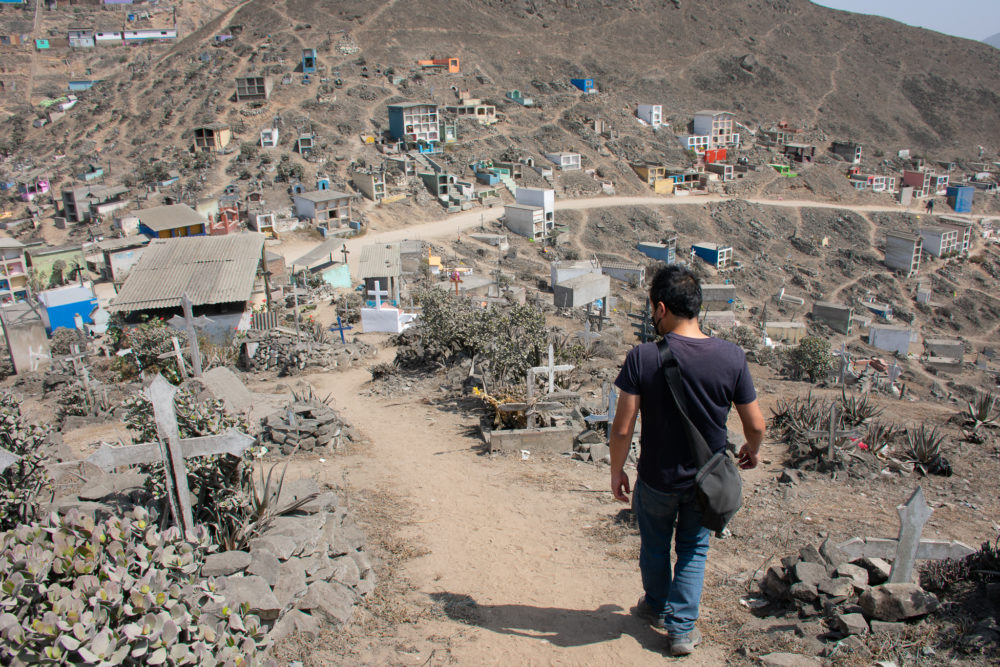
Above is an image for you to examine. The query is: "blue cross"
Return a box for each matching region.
[329,316,353,343]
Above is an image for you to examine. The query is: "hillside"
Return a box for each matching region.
[5,0,1000,206]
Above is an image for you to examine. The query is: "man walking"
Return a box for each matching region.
[609,265,765,656]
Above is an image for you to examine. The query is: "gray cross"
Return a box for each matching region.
[804,404,861,471]
[584,383,617,441]
[575,321,601,351]
[527,344,574,400]
[180,294,202,377]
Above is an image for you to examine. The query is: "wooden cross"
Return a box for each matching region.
[157,336,188,380]
[575,321,601,351]
[628,299,656,343]
[526,344,574,400]
[836,486,974,581]
[329,315,353,343]
[180,293,202,377]
[78,375,253,537]
[804,404,861,471]
[584,382,617,435]
[340,243,350,265]
[368,280,389,309]
[450,270,463,295]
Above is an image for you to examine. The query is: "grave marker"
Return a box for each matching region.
[628,299,656,343]
[584,383,617,433]
[157,336,189,380]
[368,280,389,309]
[804,404,861,471]
[526,344,574,400]
[575,321,601,351]
[329,315,353,343]
[180,294,202,378]
[888,486,933,584]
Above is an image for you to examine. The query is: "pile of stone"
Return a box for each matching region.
[572,429,610,463]
[262,401,350,455]
[759,539,939,644]
[198,478,375,642]
[238,331,374,375]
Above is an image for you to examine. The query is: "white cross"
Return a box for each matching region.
[368,280,390,309]
[527,344,574,399]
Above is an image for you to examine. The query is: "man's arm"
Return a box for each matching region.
[734,400,766,469]
[609,390,640,502]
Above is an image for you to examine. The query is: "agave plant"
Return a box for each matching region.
[863,420,899,457]
[904,424,951,476]
[965,390,999,432]
[839,387,884,426]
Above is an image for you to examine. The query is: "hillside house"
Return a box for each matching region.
[869,324,918,356]
[193,122,232,152]
[62,184,130,222]
[353,170,387,203]
[765,321,807,345]
[831,141,863,164]
[812,301,853,334]
[235,75,273,102]
[301,48,317,73]
[248,212,276,238]
[946,185,974,213]
[358,243,402,306]
[260,127,279,148]
[759,124,800,147]
[545,152,582,171]
[505,90,534,106]
[693,110,740,149]
[677,134,711,154]
[26,244,86,287]
[0,238,27,304]
[570,78,596,94]
[37,283,98,334]
[919,225,959,258]
[692,243,732,270]
[16,172,49,202]
[637,237,677,264]
[705,163,735,181]
[902,169,949,198]
[849,172,896,193]
[505,204,549,241]
[98,235,150,282]
[601,260,645,285]
[108,233,265,323]
[782,143,816,163]
[136,204,207,238]
[701,284,737,310]
[292,190,352,228]
[211,202,241,236]
[636,104,663,128]
[937,217,973,256]
[68,28,95,48]
[387,103,440,152]
[631,165,674,194]
[516,187,554,225]
[884,231,922,277]
[444,97,498,125]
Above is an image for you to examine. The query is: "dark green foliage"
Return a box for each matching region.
[787,336,833,382]
[0,394,52,531]
[922,535,1000,592]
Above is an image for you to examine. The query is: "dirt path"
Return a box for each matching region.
[297,350,737,664]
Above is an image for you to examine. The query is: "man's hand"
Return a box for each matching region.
[737,443,759,469]
[612,468,631,502]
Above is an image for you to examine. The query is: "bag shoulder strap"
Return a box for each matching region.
[656,338,715,468]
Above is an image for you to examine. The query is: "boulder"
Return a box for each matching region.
[792,561,828,587]
[835,612,869,636]
[834,563,870,591]
[328,555,361,588]
[818,577,854,598]
[789,582,818,603]
[296,581,356,626]
[869,620,907,635]
[273,558,309,607]
[250,534,299,561]
[202,551,252,577]
[819,538,848,568]
[247,549,281,587]
[219,575,281,620]
[761,566,789,600]
[589,443,610,462]
[859,583,939,622]
[269,609,321,641]
[799,544,825,566]
[855,557,891,585]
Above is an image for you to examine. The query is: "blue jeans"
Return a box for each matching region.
[632,478,711,636]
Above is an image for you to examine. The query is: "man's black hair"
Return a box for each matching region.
[648,264,702,320]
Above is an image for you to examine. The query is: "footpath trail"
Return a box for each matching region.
[336,193,930,275]
[301,348,743,665]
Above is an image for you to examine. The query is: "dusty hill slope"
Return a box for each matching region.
[13,0,1000,187]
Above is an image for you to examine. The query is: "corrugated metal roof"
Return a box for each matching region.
[108,233,264,313]
[358,243,401,279]
[135,204,206,232]
[290,238,345,270]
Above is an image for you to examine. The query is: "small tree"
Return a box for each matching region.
[788,336,833,382]
[0,393,52,531]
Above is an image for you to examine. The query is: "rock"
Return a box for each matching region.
[273,559,308,607]
[219,575,281,620]
[571,451,589,461]
[856,557,891,585]
[799,544,825,566]
[780,555,800,570]
[835,613,869,636]
[789,582,818,603]
[778,468,799,485]
[869,620,907,635]
[859,583,939,622]
[296,581,356,626]
[793,561,829,587]
[324,510,366,556]
[739,53,758,72]
[202,551,252,577]
[250,535,299,561]
[759,653,823,666]
[349,549,372,576]
[247,549,281,587]
[820,538,848,568]
[263,513,327,556]
[269,609,321,641]
[828,635,872,659]
[761,566,789,600]
[356,570,376,597]
[834,563,870,591]
[328,555,361,587]
[199,367,253,414]
[576,429,604,445]
[277,478,321,502]
[589,443,610,462]
[818,577,854,598]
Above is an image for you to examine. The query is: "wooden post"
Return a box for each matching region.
[148,376,195,537]
[180,294,202,377]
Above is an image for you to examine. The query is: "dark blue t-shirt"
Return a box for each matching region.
[614,334,757,492]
